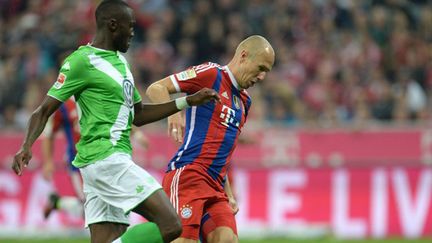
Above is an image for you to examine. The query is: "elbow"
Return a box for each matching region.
[146,83,164,102]
[145,83,157,101]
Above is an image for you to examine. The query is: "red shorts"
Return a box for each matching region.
[162,164,237,240]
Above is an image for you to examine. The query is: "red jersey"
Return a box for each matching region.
[168,62,252,185]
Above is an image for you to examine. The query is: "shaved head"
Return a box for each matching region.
[95,0,131,29]
[228,35,275,89]
[235,35,275,60]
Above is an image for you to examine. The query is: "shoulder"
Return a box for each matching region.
[67,46,90,60]
[192,62,222,79]
[193,62,222,73]
[61,46,91,71]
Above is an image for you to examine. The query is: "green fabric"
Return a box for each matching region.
[47,45,142,167]
[120,222,163,243]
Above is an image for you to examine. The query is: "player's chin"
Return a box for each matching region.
[119,43,130,53]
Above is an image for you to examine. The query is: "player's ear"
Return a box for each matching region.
[108,18,118,32]
[239,50,248,63]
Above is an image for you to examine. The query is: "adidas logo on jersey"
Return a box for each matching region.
[62,61,70,71]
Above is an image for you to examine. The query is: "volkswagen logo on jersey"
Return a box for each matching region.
[122,79,134,108]
[180,205,193,219]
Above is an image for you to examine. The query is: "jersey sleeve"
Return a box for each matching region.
[133,86,142,104]
[169,63,218,94]
[48,53,88,102]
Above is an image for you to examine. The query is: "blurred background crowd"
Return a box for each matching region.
[0,0,431,130]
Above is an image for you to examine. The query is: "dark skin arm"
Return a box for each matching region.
[133,87,220,126]
[13,88,219,175]
[12,96,62,176]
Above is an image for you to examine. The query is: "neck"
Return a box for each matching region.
[91,32,115,51]
[227,59,240,83]
[227,59,244,90]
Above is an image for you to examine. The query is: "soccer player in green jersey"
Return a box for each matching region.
[11,1,220,243]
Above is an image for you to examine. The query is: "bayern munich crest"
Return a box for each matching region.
[180,204,193,219]
[233,95,241,109]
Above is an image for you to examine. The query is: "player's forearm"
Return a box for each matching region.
[134,88,219,126]
[22,107,51,150]
[133,101,181,126]
[224,175,235,199]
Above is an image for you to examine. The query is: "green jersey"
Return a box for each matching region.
[48,45,142,167]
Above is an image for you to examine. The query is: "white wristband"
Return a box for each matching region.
[175,96,190,110]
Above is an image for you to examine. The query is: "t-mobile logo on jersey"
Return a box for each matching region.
[220,105,239,127]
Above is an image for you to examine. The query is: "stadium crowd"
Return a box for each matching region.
[0,0,431,130]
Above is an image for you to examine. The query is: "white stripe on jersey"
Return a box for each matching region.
[88,53,124,87]
[109,105,130,146]
[88,53,131,146]
[170,75,181,92]
[174,106,197,162]
[117,54,134,82]
[195,62,220,74]
[170,167,184,213]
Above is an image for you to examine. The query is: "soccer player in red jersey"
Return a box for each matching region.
[146,35,275,243]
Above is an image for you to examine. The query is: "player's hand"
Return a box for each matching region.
[228,196,239,215]
[42,161,54,181]
[12,147,32,176]
[168,112,185,145]
[186,88,221,106]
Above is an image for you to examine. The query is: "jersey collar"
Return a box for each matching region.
[86,44,119,56]
[223,65,242,90]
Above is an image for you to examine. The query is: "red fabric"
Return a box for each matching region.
[200,202,237,242]
[162,164,232,240]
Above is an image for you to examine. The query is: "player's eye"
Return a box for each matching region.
[259,65,269,72]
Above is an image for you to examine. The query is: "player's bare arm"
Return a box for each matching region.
[146,77,185,144]
[133,87,220,126]
[41,133,56,181]
[224,175,239,215]
[12,96,62,176]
